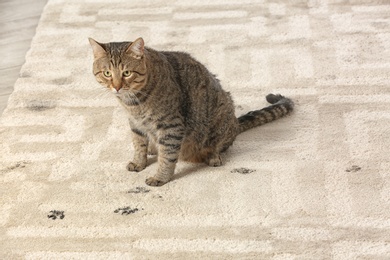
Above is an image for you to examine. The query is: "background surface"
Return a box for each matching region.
[0,0,48,114]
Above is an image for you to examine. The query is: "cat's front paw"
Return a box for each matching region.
[127,161,146,172]
[145,176,168,187]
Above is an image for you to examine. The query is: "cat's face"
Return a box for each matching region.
[89,38,147,96]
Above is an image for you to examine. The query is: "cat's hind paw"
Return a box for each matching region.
[127,161,146,172]
[206,154,223,167]
[147,143,158,156]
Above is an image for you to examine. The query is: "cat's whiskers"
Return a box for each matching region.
[87,86,110,100]
[99,87,113,98]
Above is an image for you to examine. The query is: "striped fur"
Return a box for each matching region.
[89,38,294,186]
[238,94,294,133]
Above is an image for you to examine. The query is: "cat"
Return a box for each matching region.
[89,37,294,186]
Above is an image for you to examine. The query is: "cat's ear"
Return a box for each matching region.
[126,37,144,59]
[88,38,107,59]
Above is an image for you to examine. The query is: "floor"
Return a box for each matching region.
[0,0,48,115]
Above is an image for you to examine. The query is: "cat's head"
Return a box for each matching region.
[88,37,147,95]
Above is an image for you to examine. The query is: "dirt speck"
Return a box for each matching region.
[26,100,56,111]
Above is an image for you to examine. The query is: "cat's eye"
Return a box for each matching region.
[103,71,112,77]
[123,71,132,77]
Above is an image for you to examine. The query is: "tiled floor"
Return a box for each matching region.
[0,0,48,115]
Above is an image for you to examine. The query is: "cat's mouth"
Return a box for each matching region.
[114,89,141,106]
[111,87,127,95]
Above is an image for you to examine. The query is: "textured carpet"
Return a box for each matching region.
[1,0,390,259]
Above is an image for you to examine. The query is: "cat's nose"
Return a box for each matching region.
[112,78,122,92]
[112,85,122,92]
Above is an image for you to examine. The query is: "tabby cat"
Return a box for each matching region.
[89,37,293,186]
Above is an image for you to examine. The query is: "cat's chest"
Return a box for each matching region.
[126,107,156,133]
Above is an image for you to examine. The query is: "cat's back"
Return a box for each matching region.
[158,50,220,91]
[160,51,203,71]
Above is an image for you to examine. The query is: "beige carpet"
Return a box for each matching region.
[1,0,390,259]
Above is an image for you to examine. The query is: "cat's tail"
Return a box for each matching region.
[237,93,294,133]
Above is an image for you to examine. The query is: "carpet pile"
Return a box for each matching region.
[1,0,390,259]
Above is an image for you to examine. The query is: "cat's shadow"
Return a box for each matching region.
[147,149,259,182]
[172,163,209,181]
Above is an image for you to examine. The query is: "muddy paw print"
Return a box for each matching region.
[231,168,256,174]
[127,186,150,194]
[3,161,29,172]
[114,207,142,215]
[346,165,361,172]
[47,210,65,220]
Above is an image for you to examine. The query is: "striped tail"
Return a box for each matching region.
[238,93,294,133]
